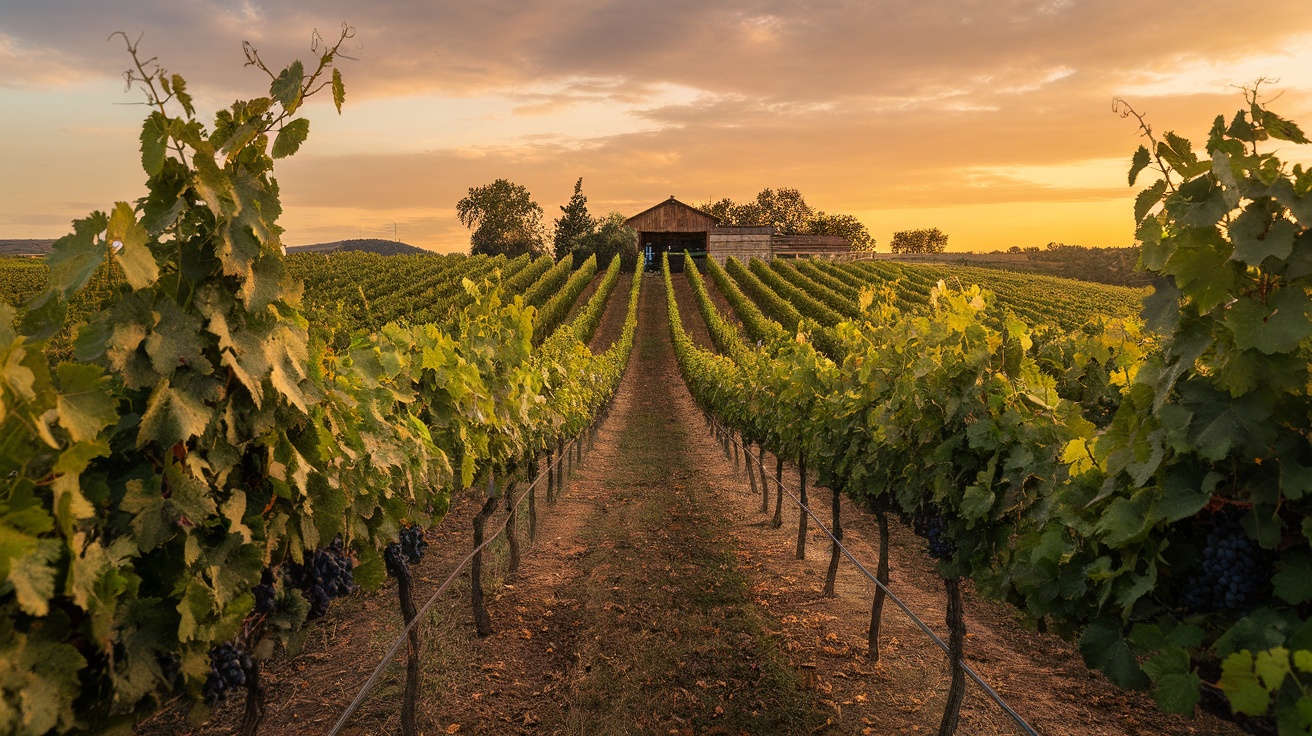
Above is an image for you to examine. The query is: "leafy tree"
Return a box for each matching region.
[889,227,948,254]
[809,212,875,251]
[572,212,639,271]
[456,179,546,257]
[553,177,594,260]
[698,188,875,251]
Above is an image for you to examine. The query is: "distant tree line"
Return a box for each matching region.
[992,242,1151,287]
[456,177,638,269]
[697,187,876,251]
[889,227,949,254]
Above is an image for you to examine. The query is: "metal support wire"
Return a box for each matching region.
[712,418,1041,736]
[326,427,592,736]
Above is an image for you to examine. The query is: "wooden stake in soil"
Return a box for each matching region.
[471,482,500,638]
[824,485,842,597]
[745,439,758,498]
[938,576,967,736]
[505,479,520,575]
[771,457,785,529]
[556,438,566,493]
[796,457,808,560]
[869,505,891,662]
[732,433,740,470]
[238,660,265,736]
[757,442,770,514]
[395,561,421,736]
[527,453,538,541]
[546,447,556,504]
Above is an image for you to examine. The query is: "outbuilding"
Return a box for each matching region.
[625,197,848,271]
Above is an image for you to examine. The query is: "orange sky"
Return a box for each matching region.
[2,1,1311,253]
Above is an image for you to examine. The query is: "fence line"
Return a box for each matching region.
[709,416,1041,736]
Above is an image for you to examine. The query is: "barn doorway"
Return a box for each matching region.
[641,232,707,273]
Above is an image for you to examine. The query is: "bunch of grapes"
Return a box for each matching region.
[913,513,956,561]
[1180,515,1267,614]
[291,537,356,620]
[386,524,429,579]
[202,643,251,705]
[252,568,276,615]
[400,524,428,564]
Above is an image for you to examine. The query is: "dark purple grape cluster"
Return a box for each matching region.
[291,538,356,620]
[252,568,276,615]
[1181,516,1266,614]
[386,524,428,579]
[400,524,428,564]
[202,643,251,705]
[913,513,956,560]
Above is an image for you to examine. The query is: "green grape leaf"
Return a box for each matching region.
[1261,109,1310,144]
[1140,277,1181,334]
[960,483,995,520]
[140,111,169,175]
[1163,235,1236,314]
[1224,286,1312,355]
[44,212,108,302]
[1273,553,1312,604]
[107,202,159,290]
[271,118,310,159]
[171,73,194,117]
[1220,651,1270,716]
[1135,180,1167,224]
[144,299,212,377]
[54,363,117,444]
[331,67,345,114]
[1256,648,1292,691]
[270,60,304,111]
[1230,201,1297,266]
[1080,621,1149,689]
[8,539,61,616]
[1129,145,1152,186]
[1142,647,1202,715]
[137,377,211,449]
[1282,461,1312,501]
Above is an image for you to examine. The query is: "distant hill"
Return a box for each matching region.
[287,239,428,256]
[1,238,431,258]
[0,239,55,256]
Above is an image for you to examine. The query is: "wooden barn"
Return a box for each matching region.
[626,197,849,271]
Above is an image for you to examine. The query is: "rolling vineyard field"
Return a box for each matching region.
[3,27,1310,736]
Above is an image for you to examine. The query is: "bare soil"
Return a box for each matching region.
[139,268,1243,736]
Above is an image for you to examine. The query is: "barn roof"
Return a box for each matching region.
[625,197,721,233]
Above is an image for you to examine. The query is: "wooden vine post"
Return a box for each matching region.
[527,453,539,541]
[546,447,556,503]
[795,457,808,560]
[868,504,891,661]
[471,477,499,638]
[938,576,967,736]
[505,479,520,575]
[745,438,759,498]
[396,561,420,736]
[757,443,770,513]
[824,485,842,597]
[238,661,265,736]
[771,457,785,528]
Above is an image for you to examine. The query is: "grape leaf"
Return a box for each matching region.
[1224,286,1312,355]
[44,212,108,302]
[140,111,169,175]
[1229,201,1297,266]
[54,363,116,444]
[1135,180,1167,224]
[1141,647,1201,715]
[1262,109,1310,144]
[332,67,345,114]
[271,118,310,159]
[270,60,304,111]
[1273,553,1312,604]
[107,202,159,290]
[1129,145,1152,186]
[1080,621,1149,689]
[1220,651,1271,716]
[137,377,211,449]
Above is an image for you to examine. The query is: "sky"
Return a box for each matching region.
[2,1,1311,253]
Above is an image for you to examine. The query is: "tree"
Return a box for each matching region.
[553,177,594,260]
[698,188,875,251]
[889,228,948,254]
[572,212,639,271]
[753,187,814,234]
[456,179,546,257]
[810,212,875,251]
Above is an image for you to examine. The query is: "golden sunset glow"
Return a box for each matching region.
[2,2,1311,252]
